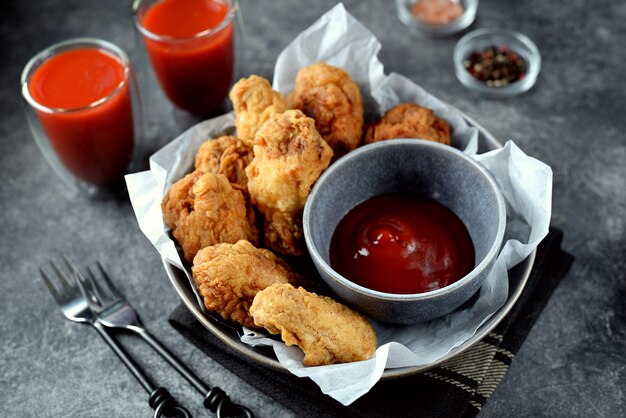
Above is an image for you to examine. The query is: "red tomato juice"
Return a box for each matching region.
[28,48,134,185]
[140,0,234,115]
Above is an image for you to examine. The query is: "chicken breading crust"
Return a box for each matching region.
[230,75,287,146]
[250,283,377,366]
[364,103,451,145]
[192,240,302,327]
[162,171,259,262]
[194,135,253,194]
[288,62,363,158]
[245,109,332,256]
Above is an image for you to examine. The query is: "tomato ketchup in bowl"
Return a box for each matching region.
[134,0,235,115]
[330,193,475,295]
[21,38,141,196]
[304,139,506,324]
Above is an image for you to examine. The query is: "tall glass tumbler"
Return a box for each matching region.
[133,0,236,116]
[21,38,143,197]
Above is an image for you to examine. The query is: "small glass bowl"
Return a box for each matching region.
[396,0,479,37]
[453,28,541,98]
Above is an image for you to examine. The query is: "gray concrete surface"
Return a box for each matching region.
[1,0,624,416]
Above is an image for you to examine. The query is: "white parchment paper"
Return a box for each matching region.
[126,3,552,406]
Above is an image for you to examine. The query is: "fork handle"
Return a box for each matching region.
[135,328,253,417]
[94,322,155,392]
[136,328,210,392]
[93,323,191,417]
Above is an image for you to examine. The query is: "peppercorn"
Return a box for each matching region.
[463,45,527,87]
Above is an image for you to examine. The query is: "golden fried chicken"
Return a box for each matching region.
[288,62,363,158]
[194,135,253,194]
[162,171,259,262]
[245,110,333,256]
[364,103,451,145]
[229,75,287,146]
[194,135,258,234]
[250,283,377,366]
[192,240,304,327]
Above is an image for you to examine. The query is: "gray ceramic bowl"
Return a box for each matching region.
[303,139,506,324]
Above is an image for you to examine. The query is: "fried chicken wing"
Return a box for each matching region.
[250,283,377,366]
[245,110,332,256]
[162,171,259,262]
[364,103,451,145]
[229,75,287,146]
[288,62,363,158]
[194,135,253,193]
[192,240,303,327]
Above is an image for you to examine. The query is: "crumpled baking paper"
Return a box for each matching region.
[126,3,552,406]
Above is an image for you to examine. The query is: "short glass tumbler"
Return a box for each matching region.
[134,0,236,115]
[21,38,143,197]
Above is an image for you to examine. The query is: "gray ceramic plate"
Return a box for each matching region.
[161,112,536,379]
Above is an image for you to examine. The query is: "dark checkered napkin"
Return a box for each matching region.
[169,228,573,417]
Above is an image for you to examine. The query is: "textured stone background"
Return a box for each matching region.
[1,0,624,416]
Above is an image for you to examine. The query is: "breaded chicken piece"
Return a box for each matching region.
[288,62,363,158]
[192,240,304,327]
[194,136,258,233]
[245,110,332,256]
[364,103,451,145]
[194,135,253,194]
[162,171,259,262]
[250,283,377,366]
[229,75,287,146]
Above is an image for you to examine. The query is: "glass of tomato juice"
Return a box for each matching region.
[134,0,236,116]
[21,38,142,197]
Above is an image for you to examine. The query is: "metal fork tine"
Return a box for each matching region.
[51,260,73,293]
[97,262,124,300]
[64,257,100,307]
[80,268,104,308]
[86,266,107,304]
[63,256,84,282]
[64,258,87,291]
[39,267,61,302]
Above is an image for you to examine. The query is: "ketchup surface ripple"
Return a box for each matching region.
[329,192,475,294]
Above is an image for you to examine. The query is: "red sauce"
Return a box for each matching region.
[329,193,475,294]
[140,0,234,115]
[28,48,134,185]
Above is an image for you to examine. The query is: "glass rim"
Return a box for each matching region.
[21,37,131,114]
[132,0,236,44]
